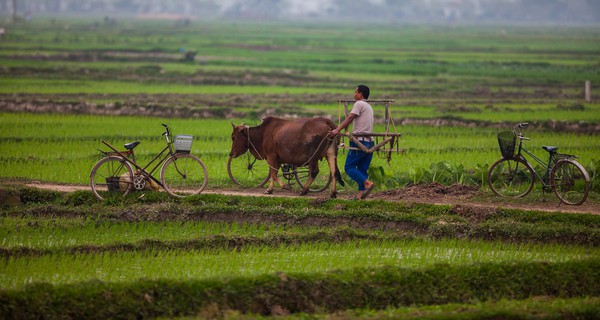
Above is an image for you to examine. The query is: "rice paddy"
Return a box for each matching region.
[1,18,599,318]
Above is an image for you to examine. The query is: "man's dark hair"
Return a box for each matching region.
[357,84,370,99]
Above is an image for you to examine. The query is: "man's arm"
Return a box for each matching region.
[330,113,357,136]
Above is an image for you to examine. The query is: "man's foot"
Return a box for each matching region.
[360,182,375,200]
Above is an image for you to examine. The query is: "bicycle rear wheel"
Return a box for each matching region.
[551,159,590,205]
[161,153,208,198]
[488,157,535,198]
[90,156,134,200]
[294,158,332,193]
[227,154,270,188]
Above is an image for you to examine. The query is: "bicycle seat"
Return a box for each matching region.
[542,146,558,153]
[124,141,140,150]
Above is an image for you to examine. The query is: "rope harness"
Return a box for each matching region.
[244,125,336,172]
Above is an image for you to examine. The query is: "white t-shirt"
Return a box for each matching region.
[350,100,374,140]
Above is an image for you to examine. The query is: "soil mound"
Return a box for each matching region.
[373,183,480,201]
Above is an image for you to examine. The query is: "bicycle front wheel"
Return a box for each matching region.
[227,154,270,188]
[90,156,134,200]
[488,157,535,198]
[551,159,590,205]
[294,158,332,193]
[161,153,208,198]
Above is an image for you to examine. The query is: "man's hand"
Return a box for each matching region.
[330,113,355,137]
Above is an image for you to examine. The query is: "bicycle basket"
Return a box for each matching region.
[174,134,193,153]
[497,131,516,158]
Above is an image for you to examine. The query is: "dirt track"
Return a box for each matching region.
[18,181,600,215]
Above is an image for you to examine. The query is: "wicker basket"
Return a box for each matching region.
[497,131,516,158]
[174,134,193,153]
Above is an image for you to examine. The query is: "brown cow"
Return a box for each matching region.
[230,116,344,198]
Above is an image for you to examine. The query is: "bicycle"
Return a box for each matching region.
[227,155,332,192]
[487,123,590,205]
[90,124,208,200]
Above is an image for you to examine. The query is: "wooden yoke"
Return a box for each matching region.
[337,99,402,156]
[338,99,396,133]
[344,133,396,154]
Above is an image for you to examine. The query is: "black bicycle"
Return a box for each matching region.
[90,124,208,200]
[487,123,589,205]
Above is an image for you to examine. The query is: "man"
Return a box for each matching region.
[330,85,375,200]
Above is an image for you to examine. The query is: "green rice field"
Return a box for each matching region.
[1,19,599,192]
[2,238,596,290]
[1,18,600,319]
[1,112,598,192]
[2,189,600,318]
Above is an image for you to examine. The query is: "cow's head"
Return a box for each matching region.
[229,123,250,158]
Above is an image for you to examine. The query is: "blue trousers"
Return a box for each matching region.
[345,141,374,191]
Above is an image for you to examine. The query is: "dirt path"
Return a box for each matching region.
[15,181,599,215]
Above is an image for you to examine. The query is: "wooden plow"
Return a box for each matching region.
[337,99,403,163]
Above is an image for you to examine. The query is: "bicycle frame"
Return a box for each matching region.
[516,145,553,187]
[513,124,569,190]
[101,139,174,188]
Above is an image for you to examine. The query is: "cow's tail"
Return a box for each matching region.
[334,135,345,187]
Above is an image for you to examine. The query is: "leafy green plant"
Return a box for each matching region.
[428,161,450,183]
[587,159,600,193]
[472,163,491,187]
[409,166,425,185]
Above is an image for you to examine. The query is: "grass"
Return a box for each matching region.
[1,238,596,290]
[0,77,341,95]
[3,187,600,246]
[2,21,599,89]
[1,185,600,317]
[0,217,338,250]
[1,113,598,189]
[282,297,600,320]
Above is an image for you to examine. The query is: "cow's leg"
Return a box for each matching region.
[326,146,337,199]
[265,159,278,194]
[300,161,318,195]
[265,159,287,194]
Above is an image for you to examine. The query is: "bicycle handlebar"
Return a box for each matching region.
[513,122,530,140]
[162,123,171,143]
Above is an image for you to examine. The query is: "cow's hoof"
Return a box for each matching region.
[299,189,309,196]
[330,192,337,199]
[264,189,274,194]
